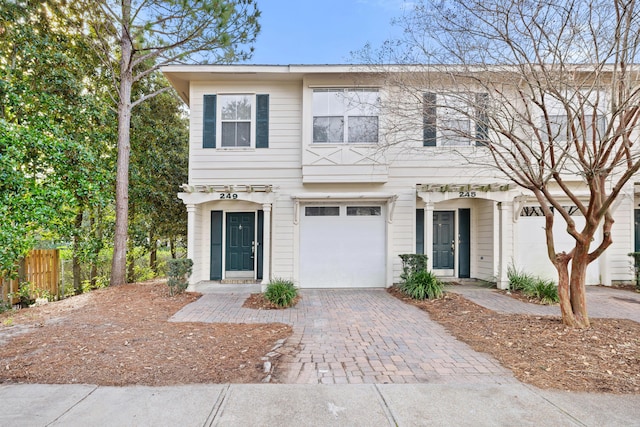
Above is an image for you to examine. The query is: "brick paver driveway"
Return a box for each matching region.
[171,287,515,385]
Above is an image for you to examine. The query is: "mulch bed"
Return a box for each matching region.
[0,281,292,386]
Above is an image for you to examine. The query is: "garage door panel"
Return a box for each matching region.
[517,211,600,285]
[300,205,386,288]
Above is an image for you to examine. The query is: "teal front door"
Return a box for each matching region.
[433,211,455,269]
[226,212,255,272]
[458,208,470,278]
[635,209,640,252]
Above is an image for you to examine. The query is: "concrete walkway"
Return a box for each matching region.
[450,283,640,323]
[172,285,514,385]
[2,382,640,426]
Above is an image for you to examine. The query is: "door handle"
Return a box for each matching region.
[451,240,455,252]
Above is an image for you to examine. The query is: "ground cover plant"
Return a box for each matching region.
[507,265,559,304]
[243,278,300,310]
[264,278,298,307]
[398,254,443,300]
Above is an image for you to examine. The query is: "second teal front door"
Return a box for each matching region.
[226,212,255,272]
[433,210,454,270]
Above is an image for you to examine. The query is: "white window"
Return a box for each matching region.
[313,89,380,143]
[220,94,252,147]
[543,114,606,142]
[305,206,340,216]
[423,92,488,147]
[346,206,382,216]
[440,95,470,146]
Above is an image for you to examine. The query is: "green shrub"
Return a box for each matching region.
[166,258,193,296]
[530,279,559,304]
[264,278,298,307]
[507,264,558,304]
[400,270,444,300]
[13,282,35,307]
[399,254,429,281]
[507,265,537,292]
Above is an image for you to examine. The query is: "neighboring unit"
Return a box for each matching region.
[162,65,637,289]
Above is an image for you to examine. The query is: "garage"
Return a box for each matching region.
[299,204,386,288]
[516,206,600,285]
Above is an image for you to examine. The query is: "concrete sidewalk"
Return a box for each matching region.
[1,382,639,426]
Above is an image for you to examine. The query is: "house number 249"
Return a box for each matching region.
[219,193,238,199]
[459,191,476,198]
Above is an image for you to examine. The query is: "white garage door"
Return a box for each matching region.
[516,207,600,285]
[300,205,386,288]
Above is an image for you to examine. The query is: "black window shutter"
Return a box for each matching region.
[475,93,489,147]
[210,211,223,280]
[203,95,217,148]
[423,92,437,146]
[257,210,264,280]
[416,209,425,254]
[256,94,269,148]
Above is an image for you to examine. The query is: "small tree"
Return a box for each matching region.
[363,0,640,327]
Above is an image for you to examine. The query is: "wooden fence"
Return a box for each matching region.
[1,249,60,305]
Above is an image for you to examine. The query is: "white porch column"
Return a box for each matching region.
[185,204,197,284]
[425,202,434,271]
[261,203,272,288]
[496,201,513,290]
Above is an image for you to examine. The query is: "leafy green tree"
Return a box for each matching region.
[0,1,113,288]
[81,0,261,286]
[129,75,188,279]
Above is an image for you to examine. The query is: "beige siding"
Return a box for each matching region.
[608,194,635,283]
[188,81,302,185]
[475,201,495,281]
[192,207,205,282]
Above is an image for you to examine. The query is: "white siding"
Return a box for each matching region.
[475,200,495,281]
[174,67,636,287]
[608,193,635,284]
[189,81,302,185]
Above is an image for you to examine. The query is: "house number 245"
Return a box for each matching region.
[219,193,238,199]
[459,191,476,198]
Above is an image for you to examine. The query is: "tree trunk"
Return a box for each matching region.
[149,228,157,274]
[568,244,590,328]
[89,211,98,288]
[555,253,574,325]
[170,238,176,259]
[126,201,135,284]
[127,238,135,284]
[555,244,591,328]
[72,210,83,295]
[110,3,133,286]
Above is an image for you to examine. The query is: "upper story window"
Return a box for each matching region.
[539,91,607,143]
[220,95,251,147]
[542,114,606,142]
[423,92,488,147]
[312,89,380,144]
[202,94,269,149]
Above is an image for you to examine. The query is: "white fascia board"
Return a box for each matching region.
[291,192,397,201]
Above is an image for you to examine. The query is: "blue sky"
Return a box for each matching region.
[245,0,408,65]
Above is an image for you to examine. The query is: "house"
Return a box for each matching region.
[161,64,636,289]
